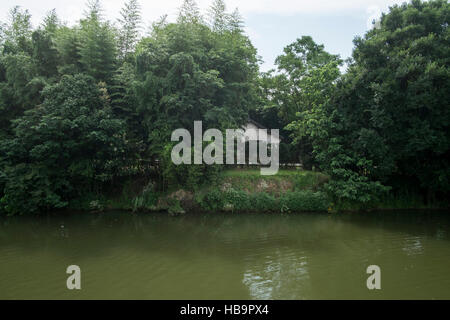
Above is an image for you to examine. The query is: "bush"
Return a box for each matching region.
[167,198,185,215]
[249,192,278,212]
[197,188,329,213]
[223,189,252,212]
[280,191,329,212]
[132,182,159,211]
[0,164,68,215]
[198,189,225,211]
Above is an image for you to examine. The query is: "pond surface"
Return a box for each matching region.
[1,210,450,299]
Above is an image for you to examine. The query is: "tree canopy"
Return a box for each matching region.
[0,0,448,214]
[266,0,449,203]
[0,0,260,214]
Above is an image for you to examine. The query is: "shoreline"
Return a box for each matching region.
[3,169,447,216]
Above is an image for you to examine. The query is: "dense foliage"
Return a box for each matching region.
[0,74,126,214]
[257,0,449,205]
[0,0,448,214]
[0,0,259,214]
[198,188,329,213]
[322,0,449,203]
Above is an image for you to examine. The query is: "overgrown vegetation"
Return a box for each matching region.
[0,0,258,214]
[197,189,329,213]
[0,0,448,215]
[255,0,449,207]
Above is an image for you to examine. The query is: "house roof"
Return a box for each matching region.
[244,118,284,141]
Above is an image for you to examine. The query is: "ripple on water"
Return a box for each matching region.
[1,210,450,299]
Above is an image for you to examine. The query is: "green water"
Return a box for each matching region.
[0,210,449,300]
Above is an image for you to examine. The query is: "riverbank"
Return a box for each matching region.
[68,169,446,214]
[73,169,330,214]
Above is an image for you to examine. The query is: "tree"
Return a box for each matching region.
[260,36,342,168]
[83,0,102,21]
[32,26,59,78]
[0,74,126,215]
[228,8,244,33]
[109,61,142,142]
[117,0,142,61]
[0,7,52,139]
[41,9,59,35]
[0,53,45,138]
[208,0,227,33]
[306,0,449,203]
[54,25,83,75]
[177,0,203,24]
[275,36,342,123]
[0,6,33,54]
[78,1,117,83]
[32,10,60,78]
[133,11,259,186]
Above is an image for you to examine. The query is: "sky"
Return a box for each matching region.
[0,0,410,71]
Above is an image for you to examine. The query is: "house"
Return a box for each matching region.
[241,118,282,144]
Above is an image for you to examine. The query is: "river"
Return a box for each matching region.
[1,210,449,299]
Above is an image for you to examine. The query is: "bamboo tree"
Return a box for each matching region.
[208,0,227,33]
[177,0,202,24]
[117,0,142,61]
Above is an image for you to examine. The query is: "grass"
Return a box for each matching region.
[197,188,330,213]
[221,168,329,193]
[70,168,442,214]
[192,168,332,213]
[69,168,441,214]
[223,168,312,177]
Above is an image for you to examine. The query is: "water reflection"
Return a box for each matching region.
[243,249,310,300]
[0,210,449,299]
[402,236,424,256]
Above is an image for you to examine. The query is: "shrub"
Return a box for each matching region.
[132,182,159,211]
[197,188,330,213]
[223,189,252,212]
[249,192,278,212]
[280,191,329,212]
[198,189,225,211]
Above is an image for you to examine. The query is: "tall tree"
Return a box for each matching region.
[305,0,450,203]
[79,0,117,82]
[41,9,59,35]
[83,0,102,21]
[275,36,342,123]
[228,8,244,32]
[54,25,82,75]
[0,6,33,54]
[32,11,60,78]
[208,0,227,33]
[0,53,39,138]
[117,0,142,61]
[263,36,342,168]
[134,11,259,161]
[177,0,203,24]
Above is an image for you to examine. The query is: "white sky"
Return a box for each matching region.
[0,0,407,24]
[0,0,409,70]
